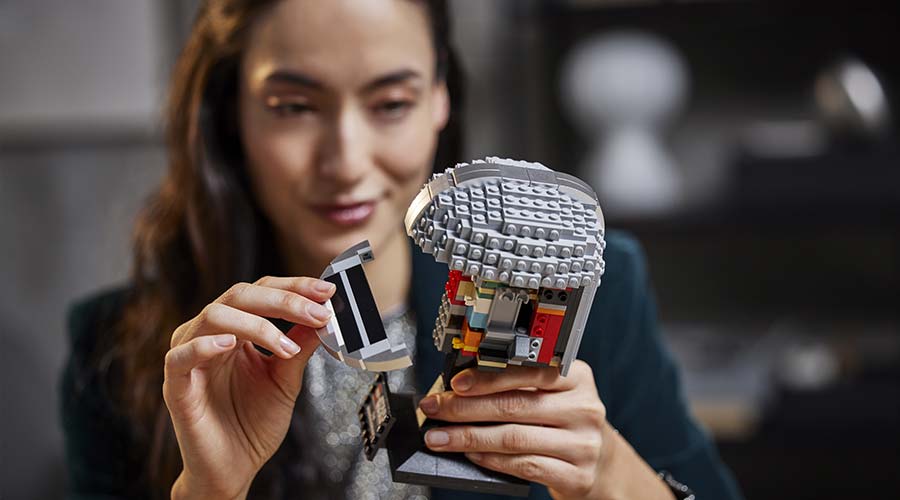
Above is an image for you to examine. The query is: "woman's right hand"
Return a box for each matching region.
[163,276,336,499]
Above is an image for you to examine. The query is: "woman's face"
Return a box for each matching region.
[239,0,449,270]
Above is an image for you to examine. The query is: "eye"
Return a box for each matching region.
[272,102,314,117]
[373,99,414,120]
[265,96,315,117]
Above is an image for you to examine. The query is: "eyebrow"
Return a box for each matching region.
[263,68,424,93]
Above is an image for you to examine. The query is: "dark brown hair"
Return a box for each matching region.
[108,0,463,494]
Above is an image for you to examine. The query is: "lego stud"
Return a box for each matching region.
[488,238,500,249]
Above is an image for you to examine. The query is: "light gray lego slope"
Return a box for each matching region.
[407,157,606,291]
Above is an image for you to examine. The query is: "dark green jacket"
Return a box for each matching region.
[61,231,742,499]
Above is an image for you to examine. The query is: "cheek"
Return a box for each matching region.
[242,122,316,214]
[376,108,441,193]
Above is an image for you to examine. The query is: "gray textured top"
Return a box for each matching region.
[291,306,429,500]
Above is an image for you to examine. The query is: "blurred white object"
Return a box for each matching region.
[561,31,688,217]
[778,341,840,391]
[815,56,891,139]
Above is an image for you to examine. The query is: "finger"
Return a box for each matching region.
[253,275,336,302]
[424,423,594,463]
[268,324,322,398]
[418,389,606,428]
[449,364,579,396]
[188,303,303,359]
[164,334,237,387]
[218,281,333,329]
[465,452,593,497]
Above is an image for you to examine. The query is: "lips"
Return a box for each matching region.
[312,200,377,226]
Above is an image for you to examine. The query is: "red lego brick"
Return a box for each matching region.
[445,270,467,306]
[529,309,565,364]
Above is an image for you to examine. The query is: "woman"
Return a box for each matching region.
[61,0,742,499]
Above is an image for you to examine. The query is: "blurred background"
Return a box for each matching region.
[1,0,898,498]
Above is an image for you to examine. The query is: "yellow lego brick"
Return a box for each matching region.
[536,305,567,316]
[476,285,496,299]
[477,358,508,369]
[457,280,475,302]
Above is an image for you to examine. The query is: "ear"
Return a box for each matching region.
[431,81,450,132]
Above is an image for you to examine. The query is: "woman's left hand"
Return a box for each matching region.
[418,360,673,500]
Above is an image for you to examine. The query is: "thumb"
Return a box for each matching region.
[270,324,321,395]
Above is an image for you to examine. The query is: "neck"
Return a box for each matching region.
[282,228,411,315]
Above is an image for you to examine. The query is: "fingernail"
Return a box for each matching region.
[467,452,483,461]
[452,372,473,392]
[425,430,449,447]
[216,335,236,348]
[419,395,439,415]
[280,335,301,355]
[315,280,336,293]
[308,303,332,322]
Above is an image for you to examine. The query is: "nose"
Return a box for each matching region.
[315,107,372,186]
